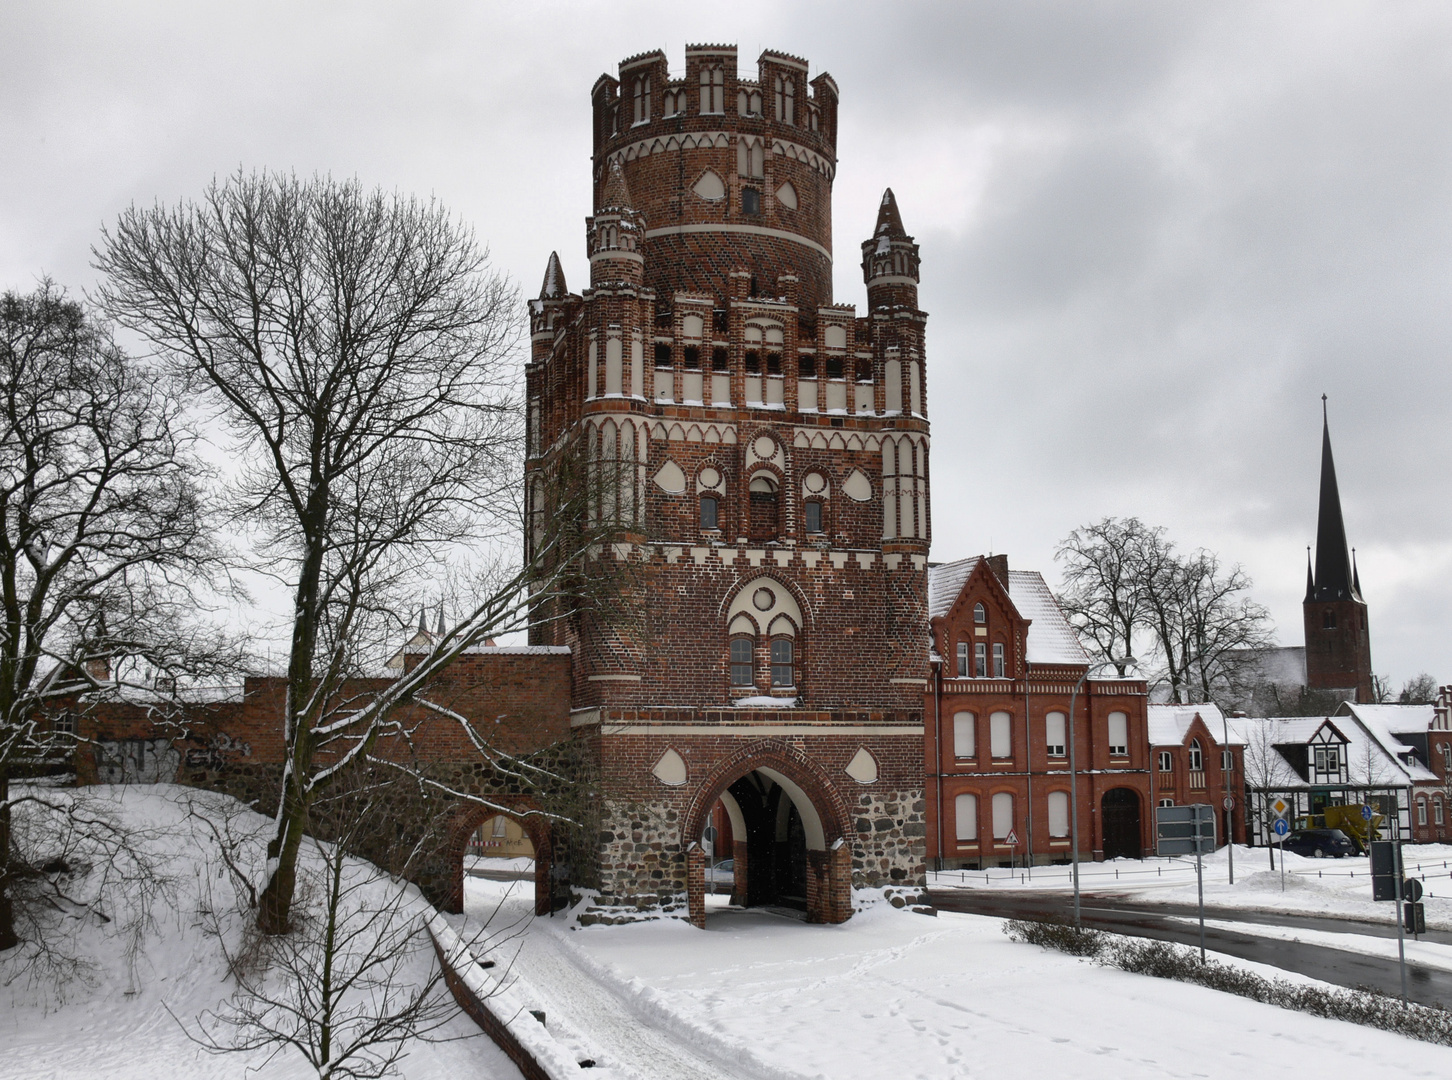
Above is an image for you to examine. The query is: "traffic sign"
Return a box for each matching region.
[1223,796,1234,810]
[1361,804,1374,821]
[1405,878,1424,903]
[1405,902,1426,935]
[1005,828,1019,847]
[1272,818,1290,838]
[1270,797,1291,818]
[1155,804,1217,856]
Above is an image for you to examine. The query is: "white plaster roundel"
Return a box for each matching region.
[699,467,721,488]
[803,471,826,495]
[753,435,776,460]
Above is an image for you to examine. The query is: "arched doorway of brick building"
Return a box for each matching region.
[1100,788,1143,861]
[683,747,853,928]
[444,803,553,917]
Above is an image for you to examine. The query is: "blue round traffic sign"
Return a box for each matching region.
[1361,804,1373,821]
[1273,818,1291,837]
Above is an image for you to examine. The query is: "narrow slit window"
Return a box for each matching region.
[730,637,754,686]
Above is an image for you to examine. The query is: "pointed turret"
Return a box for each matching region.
[588,161,646,289]
[1310,398,1356,602]
[539,252,567,299]
[598,160,635,214]
[874,188,908,240]
[1303,548,1315,602]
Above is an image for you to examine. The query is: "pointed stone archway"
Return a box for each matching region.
[681,740,855,927]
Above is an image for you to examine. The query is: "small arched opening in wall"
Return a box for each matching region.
[682,742,853,928]
[442,800,554,918]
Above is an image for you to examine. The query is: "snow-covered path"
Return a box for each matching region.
[462,881,794,1080]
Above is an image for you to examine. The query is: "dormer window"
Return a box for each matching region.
[700,66,725,114]
[973,602,986,624]
[1314,746,1341,773]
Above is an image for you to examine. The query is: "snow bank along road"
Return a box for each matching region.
[462,880,792,1080]
[932,888,1452,1008]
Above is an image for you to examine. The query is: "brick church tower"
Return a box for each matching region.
[525,46,929,925]
[1303,399,1373,703]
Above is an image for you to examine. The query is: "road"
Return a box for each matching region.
[930,888,1452,1008]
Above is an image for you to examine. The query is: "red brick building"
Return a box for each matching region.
[924,555,1152,868]
[1146,703,1247,847]
[525,45,932,925]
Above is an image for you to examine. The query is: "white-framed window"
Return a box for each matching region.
[956,641,969,678]
[1222,749,1234,772]
[1187,739,1203,771]
[1158,798,1175,808]
[975,642,987,678]
[700,65,725,114]
[1436,799,1445,826]
[973,602,986,624]
[1442,743,1451,770]
[1045,711,1066,758]
[1108,712,1129,757]
[730,636,754,687]
[992,642,1005,678]
[953,711,976,759]
[1048,791,1070,838]
[992,792,1014,840]
[1315,746,1341,773]
[1158,750,1173,772]
[954,793,978,841]
[990,711,1012,759]
[1417,799,1428,826]
[770,637,795,688]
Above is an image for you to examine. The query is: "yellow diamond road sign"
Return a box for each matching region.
[1270,797,1291,818]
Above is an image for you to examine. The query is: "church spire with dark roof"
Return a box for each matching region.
[1310,396,1358,602]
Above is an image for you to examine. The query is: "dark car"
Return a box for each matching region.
[1282,828,1356,859]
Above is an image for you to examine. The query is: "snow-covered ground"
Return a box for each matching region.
[930,844,1452,929]
[0,785,523,1080]
[465,854,536,874]
[462,877,1452,1080]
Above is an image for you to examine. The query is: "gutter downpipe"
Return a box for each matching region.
[932,655,944,874]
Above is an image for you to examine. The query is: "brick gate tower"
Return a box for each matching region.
[526,46,929,925]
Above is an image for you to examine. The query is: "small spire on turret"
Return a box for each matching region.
[599,160,636,214]
[1304,547,1314,602]
[417,606,427,635]
[539,252,567,299]
[874,188,909,240]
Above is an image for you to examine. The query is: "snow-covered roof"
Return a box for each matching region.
[460,645,572,656]
[926,557,979,621]
[926,558,1087,667]
[1147,702,1242,747]
[1225,713,1433,788]
[1338,703,1439,782]
[1006,570,1089,666]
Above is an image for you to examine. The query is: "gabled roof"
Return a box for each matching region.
[1226,713,1435,788]
[1147,702,1243,747]
[1338,702,1439,781]
[926,558,1087,667]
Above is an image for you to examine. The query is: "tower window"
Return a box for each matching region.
[700,494,719,531]
[730,637,754,686]
[766,351,781,375]
[992,642,1005,678]
[683,346,700,369]
[748,474,779,541]
[770,638,794,687]
[1323,609,1337,629]
[804,500,823,534]
[655,343,672,366]
[742,187,761,216]
[700,65,724,114]
[856,357,872,381]
[798,354,816,377]
[711,347,729,371]
[744,350,761,374]
[774,75,795,124]
[633,76,651,125]
[825,355,843,379]
[974,642,987,678]
[974,602,987,624]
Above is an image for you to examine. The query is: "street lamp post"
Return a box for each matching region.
[1222,712,1235,886]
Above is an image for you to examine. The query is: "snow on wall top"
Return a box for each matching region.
[927,558,1088,666]
[460,645,572,656]
[1339,702,1436,735]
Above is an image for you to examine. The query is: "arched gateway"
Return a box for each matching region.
[681,741,854,926]
[442,800,554,917]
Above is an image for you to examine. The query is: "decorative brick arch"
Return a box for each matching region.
[681,739,854,927]
[442,799,554,917]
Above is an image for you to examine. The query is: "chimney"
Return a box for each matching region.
[986,554,1010,589]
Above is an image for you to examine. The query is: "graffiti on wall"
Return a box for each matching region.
[183,732,253,771]
[95,738,182,784]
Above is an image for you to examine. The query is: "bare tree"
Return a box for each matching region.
[1239,718,1296,869]
[0,280,223,952]
[96,171,626,935]
[1055,517,1170,677]
[1399,673,1438,705]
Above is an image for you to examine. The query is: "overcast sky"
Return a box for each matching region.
[3,2,1448,688]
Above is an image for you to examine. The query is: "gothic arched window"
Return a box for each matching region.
[700,66,724,114]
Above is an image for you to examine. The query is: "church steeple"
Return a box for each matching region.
[1309,396,1358,602]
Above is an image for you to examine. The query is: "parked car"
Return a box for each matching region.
[705,858,735,893]
[1281,828,1356,859]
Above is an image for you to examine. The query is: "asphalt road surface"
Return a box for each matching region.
[930,888,1452,1009]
